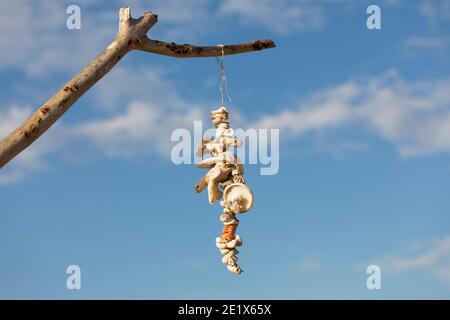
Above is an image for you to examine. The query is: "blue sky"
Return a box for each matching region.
[1,0,450,299]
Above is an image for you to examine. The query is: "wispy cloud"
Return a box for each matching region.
[2,2,450,185]
[140,0,216,40]
[3,70,450,185]
[402,36,450,62]
[0,98,203,185]
[0,1,116,77]
[218,0,325,35]
[0,106,37,185]
[419,0,450,23]
[0,106,32,139]
[400,0,450,62]
[252,72,450,157]
[69,63,206,157]
[0,105,70,185]
[374,236,450,284]
[71,100,202,158]
[1,0,449,78]
[0,0,328,78]
[0,0,358,78]
[3,0,447,81]
[293,257,324,272]
[254,82,357,136]
[92,66,193,111]
[0,37,210,186]
[405,36,450,49]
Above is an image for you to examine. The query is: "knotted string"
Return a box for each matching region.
[216,45,231,106]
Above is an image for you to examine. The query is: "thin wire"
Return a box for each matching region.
[216,44,231,106]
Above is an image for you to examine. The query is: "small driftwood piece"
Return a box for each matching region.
[0,7,275,170]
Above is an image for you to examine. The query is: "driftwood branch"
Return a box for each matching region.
[139,39,275,58]
[0,7,275,170]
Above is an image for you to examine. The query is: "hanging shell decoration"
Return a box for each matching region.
[195,106,254,274]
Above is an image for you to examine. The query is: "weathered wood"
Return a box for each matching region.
[138,39,276,58]
[0,7,275,169]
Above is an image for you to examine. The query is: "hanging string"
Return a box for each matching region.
[216,45,237,162]
[216,44,231,106]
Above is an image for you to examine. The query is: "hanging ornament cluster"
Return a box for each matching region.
[194,46,254,275]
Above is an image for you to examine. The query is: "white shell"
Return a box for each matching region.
[223,183,254,213]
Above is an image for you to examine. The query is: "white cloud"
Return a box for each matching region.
[0,106,35,185]
[219,0,325,35]
[0,1,117,77]
[0,0,334,77]
[140,0,215,40]
[254,82,357,136]
[397,0,450,62]
[405,36,450,49]
[419,0,450,23]
[71,64,206,158]
[0,100,203,185]
[3,71,450,185]
[402,36,450,63]
[0,57,208,186]
[71,100,202,158]
[252,72,450,157]
[0,169,27,186]
[4,1,450,186]
[0,105,33,138]
[383,0,450,21]
[1,0,449,79]
[140,0,332,38]
[386,237,450,271]
[378,236,450,283]
[0,105,70,185]
[293,257,323,272]
[92,66,192,111]
[0,0,321,92]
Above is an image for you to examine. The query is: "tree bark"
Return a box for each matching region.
[139,39,275,58]
[0,7,275,170]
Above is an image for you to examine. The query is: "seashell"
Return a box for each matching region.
[223,219,239,227]
[216,242,226,249]
[225,238,242,249]
[227,264,242,274]
[222,249,236,264]
[220,179,234,191]
[215,127,234,139]
[210,106,229,116]
[222,183,254,214]
[231,235,242,246]
[220,213,235,222]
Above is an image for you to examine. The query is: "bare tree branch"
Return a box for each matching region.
[0,7,275,170]
[138,39,276,58]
